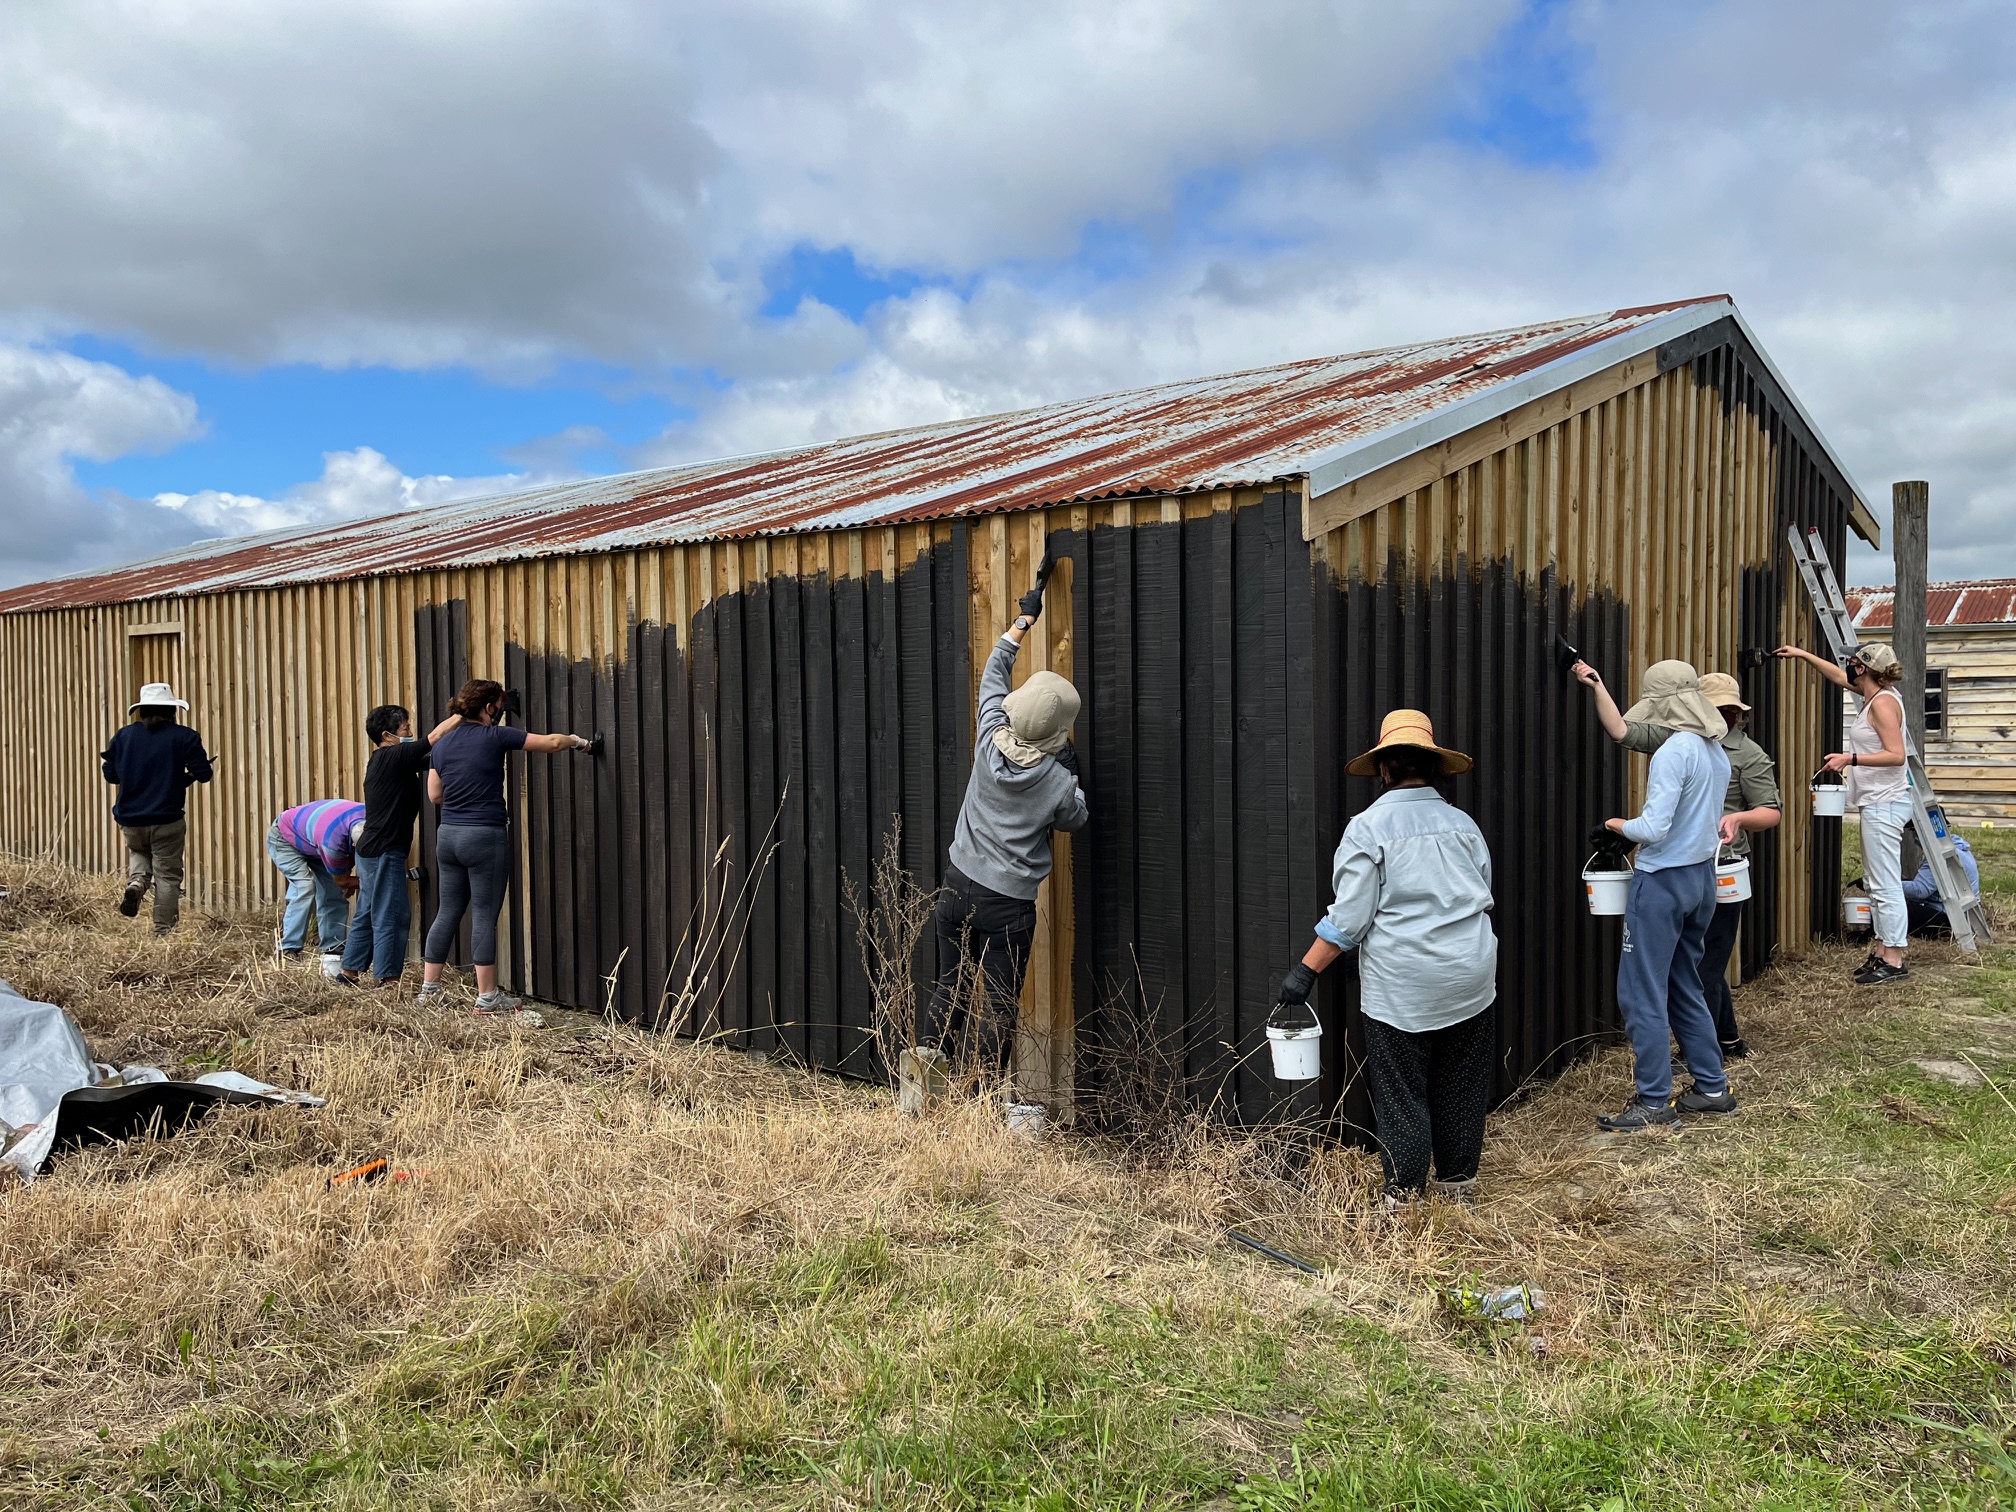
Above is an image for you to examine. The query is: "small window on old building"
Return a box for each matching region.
[1923,667,1946,738]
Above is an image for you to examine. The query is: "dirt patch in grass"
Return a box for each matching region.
[1,853,2014,1509]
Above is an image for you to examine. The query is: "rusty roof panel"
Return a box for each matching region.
[0,299,1731,612]
[1844,579,2016,631]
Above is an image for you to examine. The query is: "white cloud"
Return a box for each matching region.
[5,0,2016,586]
[644,0,2016,582]
[0,343,206,584]
[0,0,1492,371]
[152,446,537,535]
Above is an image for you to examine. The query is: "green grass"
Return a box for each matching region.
[10,849,2016,1511]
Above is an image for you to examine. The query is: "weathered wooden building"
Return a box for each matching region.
[1844,578,2016,825]
[0,296,1880,1125]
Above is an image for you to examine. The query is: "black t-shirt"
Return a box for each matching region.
[357,738,432,859]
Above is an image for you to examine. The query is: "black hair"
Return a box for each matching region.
[366,703,410,745]
[136,707,176,728]
[1376,745,1448,793]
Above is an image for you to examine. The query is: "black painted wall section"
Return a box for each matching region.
[489,546,970,1075]
[403,404,1847,1130]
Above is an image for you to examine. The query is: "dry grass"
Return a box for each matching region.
[1,853,2014,1508]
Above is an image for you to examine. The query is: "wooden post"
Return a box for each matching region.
[1892,480,1929,750]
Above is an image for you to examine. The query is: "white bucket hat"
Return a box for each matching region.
[129,681,190,714]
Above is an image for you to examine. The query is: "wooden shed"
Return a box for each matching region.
[0,296,1881,1126]
[1844,578,2016,824]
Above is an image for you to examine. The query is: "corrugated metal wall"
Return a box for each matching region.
[0,337,1854,1125]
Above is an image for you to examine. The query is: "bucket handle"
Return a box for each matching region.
[1809,763,1845,789]
[1583,849,1634,875]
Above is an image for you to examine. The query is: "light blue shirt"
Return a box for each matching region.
[1903,835,1977,907]
[1622,731,1729,872]
[1312,787,1498,1033]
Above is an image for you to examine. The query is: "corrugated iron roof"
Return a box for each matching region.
[1845,579,2016,631]
[0,297,1739,612]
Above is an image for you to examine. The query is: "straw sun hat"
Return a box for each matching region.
[1697,671,1750,711]
[1345,709,1473,778]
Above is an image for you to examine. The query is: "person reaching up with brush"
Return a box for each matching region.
[1583,660,1736,1131]
[917,558,1088,1119]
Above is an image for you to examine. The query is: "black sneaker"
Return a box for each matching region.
[1858,960,1911,986]
[1720,1038,1750,1060]
[1677,1084,1740,1116]
[118,884,144,918]
[1597,1096,1679,1132]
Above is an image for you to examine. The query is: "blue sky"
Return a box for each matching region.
[2,0,2011,585]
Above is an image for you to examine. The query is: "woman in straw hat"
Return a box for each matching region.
[1776,640,1912,984]
[919,581,1088,1107]
[1591,660,1737,1131]
[1276,710,1498,1211]
[1573,662,1781,1058]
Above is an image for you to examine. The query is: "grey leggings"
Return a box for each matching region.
[423,824,510,967]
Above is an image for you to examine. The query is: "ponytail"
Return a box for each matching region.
[448,678,504,719]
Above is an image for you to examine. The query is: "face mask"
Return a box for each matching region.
[399,735,416,743]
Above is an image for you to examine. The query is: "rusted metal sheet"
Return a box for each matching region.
[1845,579,2016,631]
[0,300,1729,613]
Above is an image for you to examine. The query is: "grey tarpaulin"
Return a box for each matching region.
[0,981,322,1184]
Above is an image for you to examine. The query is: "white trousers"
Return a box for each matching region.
[1860,799,1913,949]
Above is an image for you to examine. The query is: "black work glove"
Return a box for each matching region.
[1053,739,1079,776]
[1017,585,1045,620]
[1277,961,1319,1006]
[1587,823,1631,852]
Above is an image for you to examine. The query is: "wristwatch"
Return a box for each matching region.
[1012,615,1035,632]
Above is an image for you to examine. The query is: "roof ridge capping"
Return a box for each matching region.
[1298,295,1880,549]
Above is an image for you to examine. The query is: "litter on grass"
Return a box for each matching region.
[1448,1280,1546,1322]
[0,980,322,1184]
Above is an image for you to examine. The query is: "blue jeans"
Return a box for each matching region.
[341,851,412,980]
[267,823,350,955]
[1618,860,1725,1101]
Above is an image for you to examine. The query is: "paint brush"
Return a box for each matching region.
[1552,634,1583,674]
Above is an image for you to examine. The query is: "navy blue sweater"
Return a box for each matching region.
[102,721,213,826]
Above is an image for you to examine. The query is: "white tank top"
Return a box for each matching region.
[1847,686,1909,807]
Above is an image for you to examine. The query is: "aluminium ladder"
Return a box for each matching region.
[1785,523,1991,954]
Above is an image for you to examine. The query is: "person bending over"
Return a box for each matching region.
[1276,711,1497,1213]
[920,586,1088,1105]
[268,798,366,969]
[419,679,590,1014]
[1903,833,1977,937]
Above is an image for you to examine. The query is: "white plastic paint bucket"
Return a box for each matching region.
[1810,781,1847,818]
[1841,894,1873,930]
[1716,853,1752,904]
[1266,1023,1323,1081]
[1583,862,1632,916]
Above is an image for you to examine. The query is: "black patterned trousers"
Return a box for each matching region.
[1362,1005,1497,1195]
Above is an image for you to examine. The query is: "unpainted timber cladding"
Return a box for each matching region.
[0,342,1851,1126]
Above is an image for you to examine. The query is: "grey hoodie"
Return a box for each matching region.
[947,636,1090,899]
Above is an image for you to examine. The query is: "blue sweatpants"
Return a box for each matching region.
[1618,859,1726,1101]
